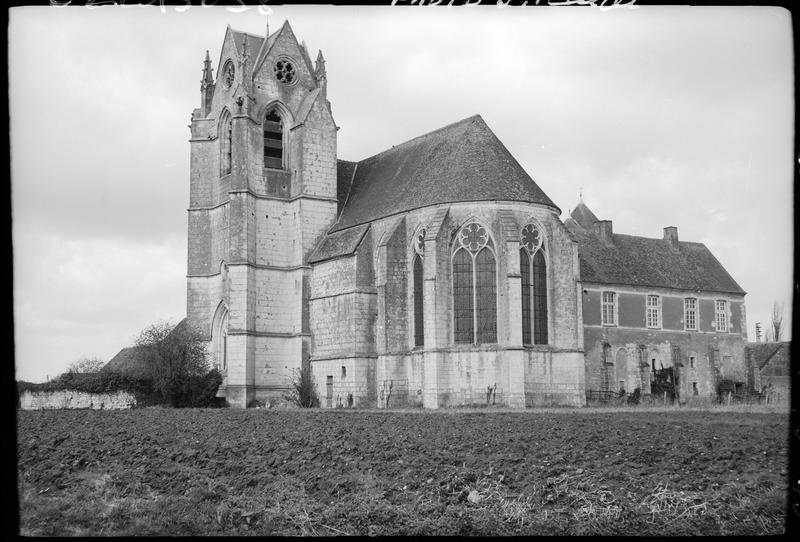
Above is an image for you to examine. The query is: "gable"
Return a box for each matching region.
[252,22,316,94]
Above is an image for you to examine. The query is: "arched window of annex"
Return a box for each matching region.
[411,226,426,347]
[210,301,229,372]
[452,219,497,345]
[262,102,290,170]
[219,108,232,177]
[519,221,548,345]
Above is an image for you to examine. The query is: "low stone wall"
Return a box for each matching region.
[19,390,137,410]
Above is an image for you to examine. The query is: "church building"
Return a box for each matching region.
[185,22,747,408]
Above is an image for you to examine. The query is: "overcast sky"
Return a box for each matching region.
[10,5,793,382]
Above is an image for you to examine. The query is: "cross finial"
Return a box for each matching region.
[579,187,583,203]
[266,15,269,37]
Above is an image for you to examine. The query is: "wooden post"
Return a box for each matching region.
[727,391,732,406]
[663,391,667,406]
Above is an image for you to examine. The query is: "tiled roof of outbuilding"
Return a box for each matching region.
[330,115,559,232]
[102,346,152,379]
[566,204,745,295]
[745,341,790,370]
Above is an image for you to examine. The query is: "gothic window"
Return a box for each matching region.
[715,300,728,332]
[520,223,548,345]
[453,222,497,344]
[684,297,698,331]
[263,108,284,169]
[601,291,617,326]
[413,228,426,347]
[646,295,661,328]
[220,110,232,176]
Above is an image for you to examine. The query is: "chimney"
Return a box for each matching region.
[663,226,679,248]
[593,220,613,245]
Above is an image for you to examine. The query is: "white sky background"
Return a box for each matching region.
[10,5,794,382]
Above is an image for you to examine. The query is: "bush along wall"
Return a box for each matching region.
[17,368,225,409]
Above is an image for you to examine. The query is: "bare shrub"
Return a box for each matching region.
[286,363,319,408]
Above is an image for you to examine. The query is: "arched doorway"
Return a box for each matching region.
[211,302,229,374]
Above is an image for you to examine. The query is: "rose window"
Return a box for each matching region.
[274,59,296,84]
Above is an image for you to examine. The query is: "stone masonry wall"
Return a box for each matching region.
[581,281,747,403]
[313,201,585,408]
[20,390,136,410]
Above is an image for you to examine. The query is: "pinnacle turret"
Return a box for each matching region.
[200,50,215,117]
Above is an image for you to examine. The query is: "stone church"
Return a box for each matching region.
[185,22,748,409]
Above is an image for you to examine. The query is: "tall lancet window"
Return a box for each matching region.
[219,110,233,176]
[413,228,426,347]
[520,223,548,345]
[453,222,497,344]
[263,109,284,169]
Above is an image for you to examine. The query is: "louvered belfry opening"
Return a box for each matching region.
[263,109,284,169]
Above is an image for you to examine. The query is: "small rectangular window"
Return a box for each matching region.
[689,355,695,369]
[684,298,697,331]
[341,366,346,378]
[601,291,617,326]
[646,295,661,328]
[715,300,728,332]
[692,382,699,396]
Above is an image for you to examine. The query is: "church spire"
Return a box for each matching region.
[200,50,214,117]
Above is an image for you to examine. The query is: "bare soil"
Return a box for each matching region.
[17,408,788,535]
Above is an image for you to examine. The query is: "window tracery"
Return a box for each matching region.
[453,222,496,344]
[520,223,548,345]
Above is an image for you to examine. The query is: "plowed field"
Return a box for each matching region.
[17,408,788,536]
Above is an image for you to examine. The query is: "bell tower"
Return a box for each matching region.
[186,21,338,407]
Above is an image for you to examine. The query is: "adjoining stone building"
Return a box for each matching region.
[184,22,747,408]
[566,202,748,404]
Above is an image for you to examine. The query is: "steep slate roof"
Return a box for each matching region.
[570,201,600,229]
[746,341,790,370]
[102,346,152,378]
[230,28,265,58]
[308,223,369,264]
[330,115,559,233]
[565,203,745,295]
[336,160,357,215]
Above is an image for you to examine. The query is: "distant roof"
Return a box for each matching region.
[745,341,790,370]
[102,346,152,379]
[102,319,189,378]
[565,202,745,295]
[331,115,559,233]
[570,201,600,229]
